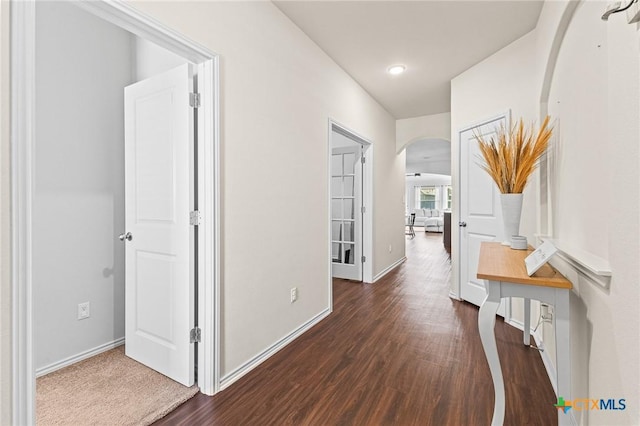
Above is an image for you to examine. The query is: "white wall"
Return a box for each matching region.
[396,111,451,152]
[128,1,403,379]
[32,2,133,371]
[0,0,11,422]
[539,2,640,424]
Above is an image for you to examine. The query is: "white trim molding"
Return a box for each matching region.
[195,57,221,396]
[35,338,125,378]
[10,1,221,422]
[11,0,36,424]
[537,236,611,290]
[219,308,331,390]
[373,256,407,283]
[73,0,213,64]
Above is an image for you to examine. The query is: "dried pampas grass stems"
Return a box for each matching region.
[475,115,553,194]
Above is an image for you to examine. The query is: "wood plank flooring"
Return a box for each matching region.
[155,233,557,425]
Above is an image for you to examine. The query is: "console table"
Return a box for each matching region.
[476,242,572,426]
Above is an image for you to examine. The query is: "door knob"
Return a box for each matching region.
[119,232,133,241]
[459,222,467,227]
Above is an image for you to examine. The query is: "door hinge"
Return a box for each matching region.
[361,156,366,164]
[189,92,201,108]
[190,327,201,343]
[190,210,201,226]
[361,206,366,214]
[361,256,366,263]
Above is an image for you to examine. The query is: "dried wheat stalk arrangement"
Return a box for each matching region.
[475,115,553,194]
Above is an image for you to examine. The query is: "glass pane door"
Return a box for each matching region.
[331,152,356,265]
[330,144,362,280]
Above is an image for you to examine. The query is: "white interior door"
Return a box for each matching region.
[123,64,194,386]
[459,115,508,312]
[331,146,363,281]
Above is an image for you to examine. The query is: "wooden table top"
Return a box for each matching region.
[477,242,572,289]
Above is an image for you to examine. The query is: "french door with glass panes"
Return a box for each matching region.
[331,146,363,281]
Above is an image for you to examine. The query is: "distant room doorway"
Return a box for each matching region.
[328,122,372,282]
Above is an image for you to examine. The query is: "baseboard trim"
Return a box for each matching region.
[36,337,125,377]
[219,308,331,391]
[505,317,525,333]
[373,257,406,283]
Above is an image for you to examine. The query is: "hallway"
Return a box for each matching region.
[156,232,556,425]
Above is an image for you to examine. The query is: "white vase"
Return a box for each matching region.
[500,193,523,246]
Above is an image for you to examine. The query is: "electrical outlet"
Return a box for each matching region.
[388,244,392,253]
[290,287,298,303]
[78,302,90,320]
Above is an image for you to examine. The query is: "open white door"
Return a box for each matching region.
[331,145,363,281]
[123,64,194,386]
[459,115,508,310]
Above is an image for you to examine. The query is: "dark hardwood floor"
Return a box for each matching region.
[155,232,556,425]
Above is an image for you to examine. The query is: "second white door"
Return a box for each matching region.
[123,64,195,387]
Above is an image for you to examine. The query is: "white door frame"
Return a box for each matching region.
[10,1,221,424]
[327,119,374,293]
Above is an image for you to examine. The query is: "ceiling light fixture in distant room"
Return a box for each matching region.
[387,65,406,75]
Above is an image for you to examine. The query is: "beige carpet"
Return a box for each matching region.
[36,346,199,426]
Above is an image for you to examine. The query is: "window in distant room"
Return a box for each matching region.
[446,185,452,210]
[417,186,437,209]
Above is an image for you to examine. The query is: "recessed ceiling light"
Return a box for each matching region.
[388,65,406,75]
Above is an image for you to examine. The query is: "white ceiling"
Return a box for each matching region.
[274,1,543,119]
[405,138,451,175]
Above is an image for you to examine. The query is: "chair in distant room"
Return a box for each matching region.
[405,213,416,239]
